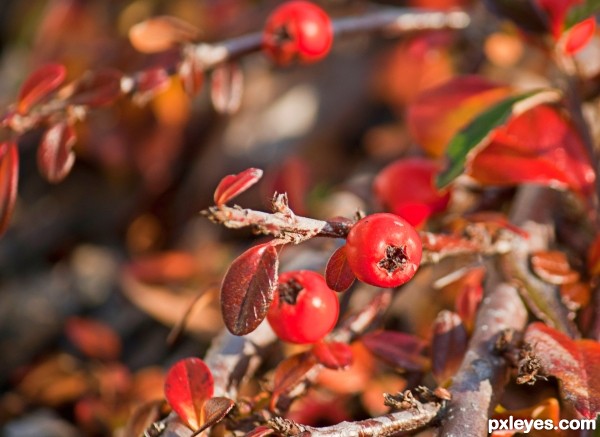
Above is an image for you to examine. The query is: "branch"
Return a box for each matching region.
[269,400,442,436]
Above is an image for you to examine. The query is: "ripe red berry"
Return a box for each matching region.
[267,270,339,344]
[373,158,450,228]
[262,1,333,66]
[345,213,422,288]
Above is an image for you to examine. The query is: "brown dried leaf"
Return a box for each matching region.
[129,16,200,53]
[221,243,278,335]
[196,397,235,434]
[431,310,468,384]
[210,62,244,115]
[37,121,76,183]
[17,63,66,114]
[0,141,18,236]
[325,246,356,292]
[531,250,580,285]
[123,399,167,437]
[271,352,317,411]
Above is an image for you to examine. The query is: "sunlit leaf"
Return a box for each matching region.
[560,281,591,311]
[129,16,200,54]
[325,246,356,292]
[523,322,600,419]
[432,311,468,383]
[271,352,316,411]
[436,90,542,188]
[531,250,579,285]
[408,75,511,157]
[220,243,279,335]
[164,357,214,430]
[196,397,235,434]
[65,317,122,360]
[312,341,353,370]
[361,330,429,372]
[17,63,66,115]
[68,68,123,107]
[467,104,595,196]
[214,168,263,206]
[210,62,244,115]
[0,141,19,236]
[37,121,76,183]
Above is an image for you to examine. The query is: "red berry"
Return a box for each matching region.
[267,270,339,344]
[373,158,450,228]
[262,1,333,66]
[345,213,422,288]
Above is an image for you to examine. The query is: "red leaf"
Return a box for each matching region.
[562,17,596,55]
[361,330,429,372]
[65,317,122,360]
[210,62,244,115]
[531,250,579,285]
[196,397,235,434]
[454,268,484,331]
[164,357,214,430]
[467,104,595,196]
[271,352,317,411]
[407,75,511,157]
[68,68,123,107]
[523,322,600,419]
[245,426,275,437]
[312,341,353,370]
[325,246,356,292]
[17,63,66,115]
[220,243,279,335]
[132,68,171,104]
[0,141,18,236]
[37,121,76,183]
[431,310,468,383]
[214,167,263,206]
[129,16,200,54]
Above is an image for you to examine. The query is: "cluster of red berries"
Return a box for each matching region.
[262,1,333,66]
[268,213,422,344]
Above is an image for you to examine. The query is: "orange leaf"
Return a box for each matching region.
[164,357,214,430]
[65,317,122,360]
[531,251,579,285]
[129,16,200,54]
[524,322,600,419]
[407,75,511,157]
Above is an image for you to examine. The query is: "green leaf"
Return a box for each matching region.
[436,90,542,189]
[566,0,600,28]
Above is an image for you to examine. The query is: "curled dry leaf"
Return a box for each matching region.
[210,62,244,115]
[325,245,356,292]
[530,250,579,285]
[38,121,76,183]
[196,397,235,434]
[67,68,123,107]
[17,63,67,115]
[524,322,600,419]
[220,242,278,335]
[0,141,18,236]
[164,357,214,430]
[271,352,317,411]
[214,167,263,206]
[65,317,122,361]
[312,341,353,370]
[431,310,468,384]
[361,330,429,372]
[129,16,201,54]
